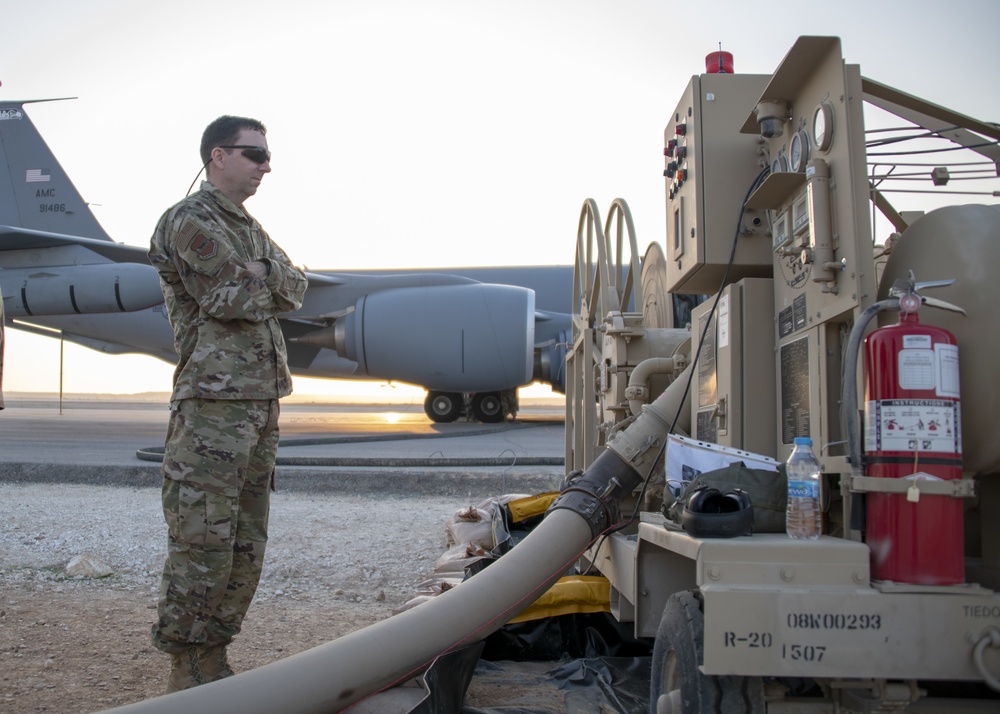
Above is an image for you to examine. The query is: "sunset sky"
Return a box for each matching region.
[2,0,997,397]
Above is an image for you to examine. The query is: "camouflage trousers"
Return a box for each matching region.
[151,398,280,654]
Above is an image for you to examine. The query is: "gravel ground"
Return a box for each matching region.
[0,482,476,713]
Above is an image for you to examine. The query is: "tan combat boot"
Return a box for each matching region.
[166,648,205,693]
[198,643,235,682]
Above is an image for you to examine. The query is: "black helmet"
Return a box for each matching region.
[680,486,754,538]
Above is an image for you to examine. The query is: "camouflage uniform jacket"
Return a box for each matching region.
[149,181,308,401]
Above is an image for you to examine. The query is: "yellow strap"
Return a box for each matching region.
[506,492,560,523]
[507,575,610,624]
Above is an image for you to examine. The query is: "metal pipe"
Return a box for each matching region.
[626,356,681,417]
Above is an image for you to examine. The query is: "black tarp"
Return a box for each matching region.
[460,656,651,714]
[459,612,652,713]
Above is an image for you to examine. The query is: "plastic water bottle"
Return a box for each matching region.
[786,437,822,540]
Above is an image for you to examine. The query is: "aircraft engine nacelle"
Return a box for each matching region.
[0,263,164,317]
[331,283,535,392]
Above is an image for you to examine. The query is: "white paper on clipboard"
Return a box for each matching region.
[665,433,779,497]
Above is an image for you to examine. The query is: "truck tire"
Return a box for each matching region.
[650,590,765,714]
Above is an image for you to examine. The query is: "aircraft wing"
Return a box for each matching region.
[0,224,151,264]
[3,260,570,402]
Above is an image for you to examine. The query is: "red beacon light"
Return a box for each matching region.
[706,50,734,74]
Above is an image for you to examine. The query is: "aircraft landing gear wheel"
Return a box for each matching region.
[650,590,765,714]
[424,391,462,423]
[471,392,504,423]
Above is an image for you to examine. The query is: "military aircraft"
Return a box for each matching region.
[0,99,572,422]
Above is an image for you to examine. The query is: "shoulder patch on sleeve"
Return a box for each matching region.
[179,219,219,261]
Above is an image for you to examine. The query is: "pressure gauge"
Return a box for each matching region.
[771,153,788,174]
[789,129,810,172]
[813,101,834,152]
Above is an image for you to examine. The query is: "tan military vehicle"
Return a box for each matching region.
[563,35,1000,714]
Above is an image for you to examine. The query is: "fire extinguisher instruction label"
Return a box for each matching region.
[902,335,932,349]
[865,399,961,454]
[935,343,960,397]
[896,344,960,397]
[897,349,935,390]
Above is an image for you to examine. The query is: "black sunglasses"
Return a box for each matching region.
[219,145,271,164]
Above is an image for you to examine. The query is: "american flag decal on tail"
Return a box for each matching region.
[26,168,50,182]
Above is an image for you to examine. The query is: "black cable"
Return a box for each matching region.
[663,166,769,443]
[185,162,210,196]
[868,138,1000,157]
[868,159,994,168]
[868,168,996,180]
[872,175,997,185]
[609,166,771,535]
[865,124,960,135]
[865,128,961,148]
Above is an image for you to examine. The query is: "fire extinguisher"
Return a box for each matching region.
[863,277,965,585]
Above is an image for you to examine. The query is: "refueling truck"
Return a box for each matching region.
[563,35,1000,713]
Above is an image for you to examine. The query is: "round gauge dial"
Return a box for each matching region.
[813,102,834,152]
[771,153,788,174]
[789,130,810,172]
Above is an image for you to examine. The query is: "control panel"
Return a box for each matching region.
[740,37,876,454]
[664,73,773,294]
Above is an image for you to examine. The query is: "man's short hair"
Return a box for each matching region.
[200,116,267,166]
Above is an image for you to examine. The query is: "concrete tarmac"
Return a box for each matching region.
[0,399,567,497]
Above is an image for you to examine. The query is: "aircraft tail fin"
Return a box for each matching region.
[0,100,114,242]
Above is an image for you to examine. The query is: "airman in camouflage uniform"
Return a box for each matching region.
[148,116,308,693]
